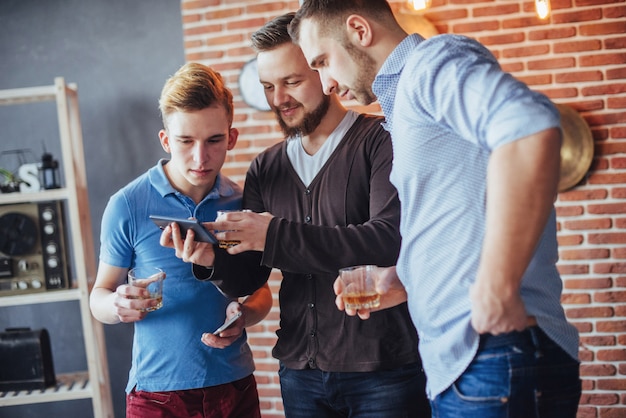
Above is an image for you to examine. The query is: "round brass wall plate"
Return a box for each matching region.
[556,103,594,192]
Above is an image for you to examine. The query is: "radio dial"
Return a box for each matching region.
[47,257,59,269]
[44,223,56,235]
[41,209,55,222]
[17,280,28,290]
[18,259,30,272]
[46,243,58,254]
[31,279,43,289]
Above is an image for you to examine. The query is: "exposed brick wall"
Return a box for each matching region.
[180,0,626,416]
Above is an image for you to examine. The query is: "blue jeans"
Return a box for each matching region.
[279,362,430,418]
[431,326,581,418]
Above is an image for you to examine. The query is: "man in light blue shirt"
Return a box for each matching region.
[290,1,581,417]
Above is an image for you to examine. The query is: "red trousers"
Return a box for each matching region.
[126,374,261,418]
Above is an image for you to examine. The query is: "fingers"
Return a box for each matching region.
[113,284,155,322]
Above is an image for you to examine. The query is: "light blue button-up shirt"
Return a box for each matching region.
[373,34,579,398]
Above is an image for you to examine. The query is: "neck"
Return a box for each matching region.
[301,96,347,155]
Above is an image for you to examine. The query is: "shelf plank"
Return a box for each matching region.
[0,289,81,307]
[0,189,71,205]
[0,372,92,406]
[0,85,57,105]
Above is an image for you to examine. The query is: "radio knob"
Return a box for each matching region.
[41,209,55,222]
[46,243,58,254]
[47,257,59,268]
[17,259,29,272]
[17,281,28,290]
[44,223,56,235]
[31,279,43,289]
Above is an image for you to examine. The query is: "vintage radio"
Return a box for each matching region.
[0,201,71,295]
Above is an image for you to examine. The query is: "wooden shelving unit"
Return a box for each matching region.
[0,78,113,417]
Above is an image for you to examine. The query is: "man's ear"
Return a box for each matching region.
[158,129,171,153]
[346,14,374,47]
[227,127,239,151]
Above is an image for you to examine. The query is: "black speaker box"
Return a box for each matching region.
[0,328,56,391]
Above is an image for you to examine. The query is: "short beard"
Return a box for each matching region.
[275,94,331,138]
[342,41,378,105]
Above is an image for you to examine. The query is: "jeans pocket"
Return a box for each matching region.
[129,389,172,406]
[452,347,512,405]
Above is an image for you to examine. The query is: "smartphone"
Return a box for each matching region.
[212,311,243,335]
[149,215,218,244]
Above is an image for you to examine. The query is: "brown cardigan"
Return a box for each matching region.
[243,114,420,372]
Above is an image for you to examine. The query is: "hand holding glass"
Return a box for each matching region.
[128,267,165,312]
[338,265,381,310]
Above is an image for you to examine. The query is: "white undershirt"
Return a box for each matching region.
[286,110,359,186]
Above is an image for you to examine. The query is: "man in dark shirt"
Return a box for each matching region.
[211,13,430,418]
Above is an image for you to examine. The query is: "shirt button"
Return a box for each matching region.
[306,274,312,280]
[305,189,311,195]
[308,303,315,309]
[305,215,311,223]
[310,330,316,337]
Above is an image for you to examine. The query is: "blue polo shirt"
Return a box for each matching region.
[99,159,254,393]
[373,34,579,398]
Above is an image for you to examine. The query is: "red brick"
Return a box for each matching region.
[452,20,500,33]
[553,8,603,24]
[592,164,626,181]
[558,189,608,201]
[556,70,604,83]
[563,278,613,289]
[596,376,626,389]
[566,307,614,318]
[502,15,551,29]
[580,21,626,36]
[556,205,585,216]
[612,248,626,258]
[607,67,626,80]
[589,232,626,243]
[604,5,626,18]
[562,293,592,304]
[581,335,617,346]
[516,74,552,85]
[605,37,626,50]
[558,263,589,274]
[562,218,612,230]
[595,291,626,303]
[574,322,594,333]
[528,27,576,40]
[595,263,626,274]
[204,7,243,20]
[560,248,610,260]
[502,44,550,58]
[597,321,626,333]
[581,364,617,377]
[599,407,626,418]
[478,33,524,46]
[474,3,520,16]
[582,83,626,96]
[557,234,585,246]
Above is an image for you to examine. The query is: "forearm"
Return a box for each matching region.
[476,127,561,293]
[89,287,121,324]
[240,283,272,327]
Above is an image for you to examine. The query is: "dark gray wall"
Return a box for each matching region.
[0,1,185,416]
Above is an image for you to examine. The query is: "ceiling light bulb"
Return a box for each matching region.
[535,0,551,19]
[406,0,431,12]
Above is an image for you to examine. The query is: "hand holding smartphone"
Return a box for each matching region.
[212,311,243,335]
[150,215,218,244]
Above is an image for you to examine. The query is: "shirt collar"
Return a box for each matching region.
[374,34,425,87]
